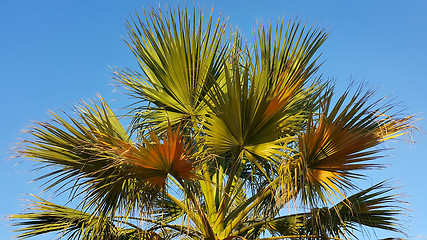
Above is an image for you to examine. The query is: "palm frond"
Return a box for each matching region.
[18,96,143,215]
[17,96,199,216]
[330,181,405,235]
[106,124,199,187]
[152,195,185,224]
[115,6,228,135]
[252,19,327,101]
[204,21,326,182]
[234,182,405,239]
[281,85,415,207]
[9,195,161,240]
[10,6,418,240]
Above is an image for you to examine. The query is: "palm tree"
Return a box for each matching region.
[10,6,416,240]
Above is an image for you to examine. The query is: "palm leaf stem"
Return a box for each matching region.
[164,192,203,233]
[177,178,217,240]
[200,162,216,222]
[219,177,280,238]
[213,152,243,232]
[223,183,275,227]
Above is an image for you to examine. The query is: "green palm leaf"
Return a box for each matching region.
[17,96,198,217]
[204,21,327,181]
[115,6,228,135]
[9,195,161,240]
[266,182,404,239]
[10,6,418,240]
[18,96,142,215]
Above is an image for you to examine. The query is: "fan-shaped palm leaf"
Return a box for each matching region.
[106,124,198,187]
[17,96,198,217]
[204,21,327,182]
[9,195,161,240]
[115,6,228,134]
[281,86,414,206]
[265,182,404,239]
[18,96,142,215]
[10,6,418,240]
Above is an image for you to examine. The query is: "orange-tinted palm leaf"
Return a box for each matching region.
[282,87,415,206]
[109,126,196,187]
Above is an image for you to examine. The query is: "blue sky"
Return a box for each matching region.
[1,0,426,239]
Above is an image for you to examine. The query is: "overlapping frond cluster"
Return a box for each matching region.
[16,95,197,218]
[10,5,416,240]
[281,88,415,206]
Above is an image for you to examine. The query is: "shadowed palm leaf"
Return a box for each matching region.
[9,195,162,240]
[266,182,403,239]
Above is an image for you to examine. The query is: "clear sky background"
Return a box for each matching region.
[1,0,426,239]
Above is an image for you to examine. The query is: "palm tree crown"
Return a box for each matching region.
[10,6,416,240]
